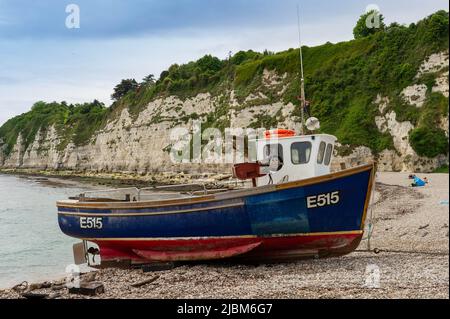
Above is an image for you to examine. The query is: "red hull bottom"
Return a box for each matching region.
[93,232,363,265]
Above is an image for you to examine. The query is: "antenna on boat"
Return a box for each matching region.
[297,3,306,135]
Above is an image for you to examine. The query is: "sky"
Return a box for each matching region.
[0,0,448,125]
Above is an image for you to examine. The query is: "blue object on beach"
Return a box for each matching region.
[439,200,449,205]
[413,176,426,187]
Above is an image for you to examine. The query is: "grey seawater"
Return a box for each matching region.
[0,174,86,288]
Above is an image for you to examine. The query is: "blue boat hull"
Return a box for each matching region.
[57,164,375,262]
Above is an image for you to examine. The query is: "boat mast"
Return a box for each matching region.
[297,4,306,135]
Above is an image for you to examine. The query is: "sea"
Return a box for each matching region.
[0,174,86,288]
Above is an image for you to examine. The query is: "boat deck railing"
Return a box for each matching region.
[138,183,208,200]
[76,179,250,202]
[78,183,215,202]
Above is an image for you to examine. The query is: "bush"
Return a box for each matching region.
[409,127,449,158]
[353,10,386,39]
[111,79,139,101]
[433,164,449,173]
[230,50,262,65]
[424,10,449,44]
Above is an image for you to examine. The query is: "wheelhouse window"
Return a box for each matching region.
[324,144,333,165]
[263,144,284,172]
[291,142,312,164]
[263,144,283,162]
[317,142,326,164]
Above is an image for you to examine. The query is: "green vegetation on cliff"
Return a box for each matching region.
[0,100,108,155]
[0,10,448,159]
[433,164,449,173]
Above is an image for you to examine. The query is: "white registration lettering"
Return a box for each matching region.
[316,194,327,207]
[80,217,87,228]
[306,191,340,209]
[330,191,340,204]
[306,196,317,208]
[80,217,103,229]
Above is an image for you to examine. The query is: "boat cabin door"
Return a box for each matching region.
[253,134,337,186]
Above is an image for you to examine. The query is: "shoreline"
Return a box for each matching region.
[0,168,235,189]
[0,168,173,189]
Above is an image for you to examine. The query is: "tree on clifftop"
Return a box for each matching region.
[424,10,449,44]
[353,10,386,39]
[142,74,155,85]
[111,79,139,101]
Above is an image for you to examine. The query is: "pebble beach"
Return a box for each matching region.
[0,172,448,299]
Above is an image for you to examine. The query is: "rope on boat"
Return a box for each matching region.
[361,171,377,249]
[354,248,449,256]
[298,284,449,290]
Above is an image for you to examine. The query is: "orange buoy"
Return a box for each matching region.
[264,129,296,139]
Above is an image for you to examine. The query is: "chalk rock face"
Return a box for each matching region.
[371,92,448,172]
[68,96,218,174]
[375,111,415,156]
[331,145,373,172]
[401,84,428,108]
[374,91,417,167]
[419,50,449,98]
[20,126,62,170]
[417,51,449,76]
[376,150,399,172]
[336,54,450,172]
[356,50,449,172]
[440,116,449,137]
[0,139,5,165]
[401,51,449,106]
[374,94,390,114]
[433,71,449,98]
[2,134,24,167]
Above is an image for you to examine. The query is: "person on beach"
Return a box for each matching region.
[408,174,428,187]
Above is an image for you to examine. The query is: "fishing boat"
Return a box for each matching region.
[57,109,376,266]
[57,138,375,265]
[56,19,375,265]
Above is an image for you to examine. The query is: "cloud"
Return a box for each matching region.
[0,0,368,40]
[0,0,447,41]
[0,0,448,126]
